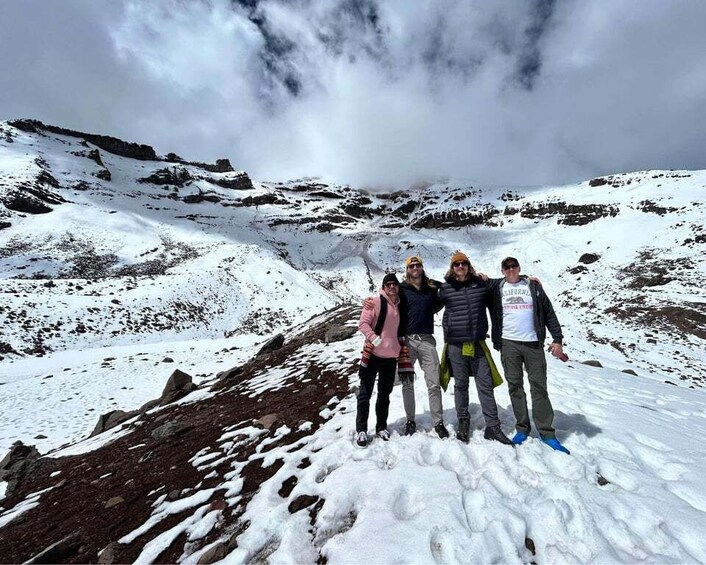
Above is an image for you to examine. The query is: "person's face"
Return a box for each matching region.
[502,261,521,283]
[406,262,423,279]
[383,281,399,299]
[452,260,469,281]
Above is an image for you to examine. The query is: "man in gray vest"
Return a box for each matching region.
[489,257,570,454]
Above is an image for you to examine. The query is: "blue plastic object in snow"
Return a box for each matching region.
[512,432,529,445]
[542,437,570,454]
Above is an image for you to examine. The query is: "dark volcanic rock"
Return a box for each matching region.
[588,177,608,187]
[90,410,138,437]
[9,119,158,160]
[579,253,600,264]
[25,533,86,564]
[582,360,603,368]
[151,421,194,441]
[190,158,235,173]
[256,334,285,357]
[412,206,499,229]
[159,369,197,406]
[138,166,192,186]
[0,221,11,229]
[519,201,619,226]
[94,168,112,181]
[0,441,43,499]
[86,149,105,167]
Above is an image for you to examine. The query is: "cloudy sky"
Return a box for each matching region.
[2,0,706,187]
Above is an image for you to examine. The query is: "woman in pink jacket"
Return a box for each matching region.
[355,273,402,448]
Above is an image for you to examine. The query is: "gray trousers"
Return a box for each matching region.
[447,342,500,427]
[400,335,444,425]
[501,339,555,439]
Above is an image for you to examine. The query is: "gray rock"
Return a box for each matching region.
[160,369,197,406]
[0,441,43,498]
[622,369,638,376]
[581,360,603,368]
[97,541,121,564]
[324,324,357,344]
[90,410,138,437]
[197,543,228,564]
[139,398,161,414]
[255,414,279,430]
[151,421,193,441]
[216,365,243,381]
[105,496,124,509]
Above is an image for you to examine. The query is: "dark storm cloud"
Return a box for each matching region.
[2,0,706,187]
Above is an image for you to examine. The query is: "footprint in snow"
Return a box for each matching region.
[390,484,426,520]
[429,526,460,565]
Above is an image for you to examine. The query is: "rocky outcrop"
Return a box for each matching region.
[412,206,500,229]
[189,158,235,173]
[206,172,254,190]
[8,119,158,161]
[1,171,66,214]
[507,201,619,226]
[137,166,192,186]
[0,441,45,498]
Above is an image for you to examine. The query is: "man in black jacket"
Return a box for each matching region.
[399,256,449,438]
[489,257,569,454]
[439,251,513,445]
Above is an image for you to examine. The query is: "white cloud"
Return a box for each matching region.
[1,0,706,187]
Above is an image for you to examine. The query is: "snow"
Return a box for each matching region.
[1,122,706,561]
[212,336,706,563]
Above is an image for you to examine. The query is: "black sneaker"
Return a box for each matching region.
[404,420,417,436]
[484,425,514,446]
[355,431,368,448]
[434,422,449,439]
[377,429,390,441]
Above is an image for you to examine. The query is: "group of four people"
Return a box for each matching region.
[356,252,569,453]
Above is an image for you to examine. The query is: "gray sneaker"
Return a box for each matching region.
[355,431,368,448]
[377,429,391,441]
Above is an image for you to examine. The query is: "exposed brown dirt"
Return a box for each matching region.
[0,305,359,564]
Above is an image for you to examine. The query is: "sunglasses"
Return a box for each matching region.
[384,281,399,288]
[452,261,469,268]
[503,263,519,269]
[407,264,423,270]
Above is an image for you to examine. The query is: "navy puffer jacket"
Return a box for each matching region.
[439,274,491,343]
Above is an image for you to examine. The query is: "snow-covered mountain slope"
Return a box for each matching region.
[0,119,705,563]
[1,306,706,564]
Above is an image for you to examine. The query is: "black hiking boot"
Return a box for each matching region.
[457,418,470,444]
[484,425,514,446]
[404,420,416,436]
[434,421,449,439]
